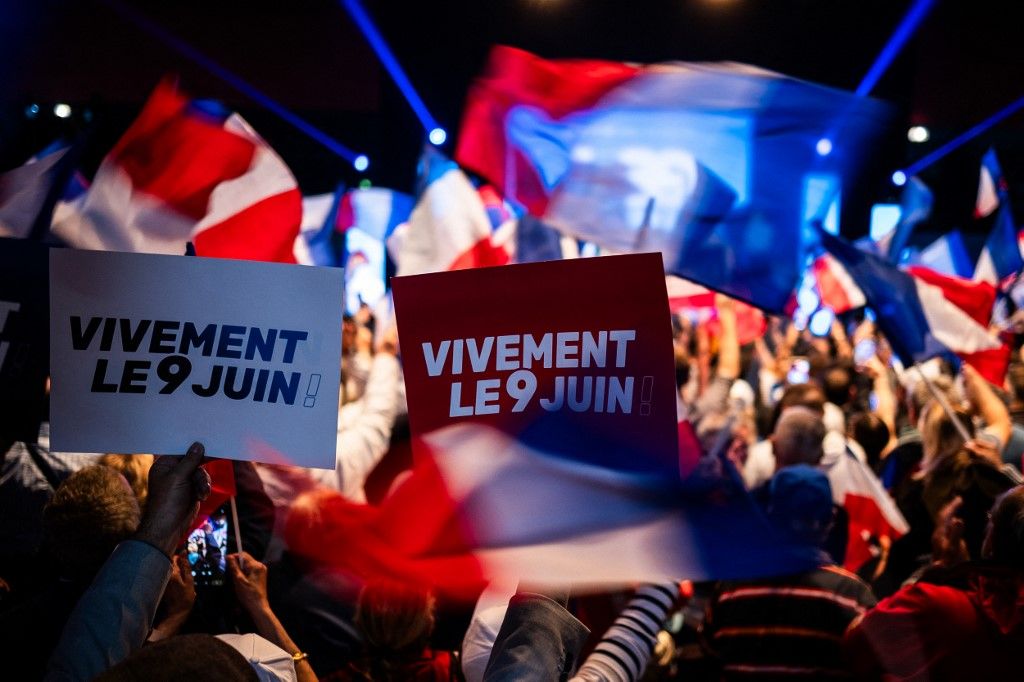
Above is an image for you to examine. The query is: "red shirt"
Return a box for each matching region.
[844,575,1024,680]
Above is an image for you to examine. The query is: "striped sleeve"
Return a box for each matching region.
[571,582,677,682]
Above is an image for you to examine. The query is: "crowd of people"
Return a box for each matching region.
[3,298,1024,681]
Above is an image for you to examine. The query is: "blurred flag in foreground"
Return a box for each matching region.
[821,230,1010,384]
[282,255,820,596]
[51,80,301,263]
[457,46,890,312]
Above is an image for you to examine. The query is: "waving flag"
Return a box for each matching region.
[821,231,1009,384]
[813,253,866,314]
[390,148,513,276]
[909,230,973,279]
[879,176,932,263]
[975,148,1004,219]
[286,256,820,596]
[974,203,1023,287]
[51,80,301,263]
[820,440,909,571]
[457,46,890,312]
[337,187,414,240]
[295,186,346,267]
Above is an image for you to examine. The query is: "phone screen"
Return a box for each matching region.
[787,357,810,385]
[854,339,877,366]
[183,504,230,588]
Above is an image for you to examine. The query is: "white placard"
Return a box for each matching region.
[49,249,343,468]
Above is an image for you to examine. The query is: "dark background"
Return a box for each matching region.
[2,0,1023,251]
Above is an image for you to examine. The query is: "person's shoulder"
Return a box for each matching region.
[811,565,876,603]
[873,581,975,621]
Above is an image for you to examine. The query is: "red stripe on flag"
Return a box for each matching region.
[960,345,1012,387]
[193,189,302,264]
[906,266,996,327]
[456,45,639,214]
[111,81,256,221]
[284,454,486,601]
[447,236,513,271]
[843,492,904,572]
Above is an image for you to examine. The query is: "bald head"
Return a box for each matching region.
[773,406,826,470]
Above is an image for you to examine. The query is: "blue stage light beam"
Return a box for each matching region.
[901,93,1024,177]
[338,0,442,140]
[100,0,367,168]
[855,0,936,97]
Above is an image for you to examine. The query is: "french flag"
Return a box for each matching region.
[51,80,301,263]
[812,253,866,314]
[820,230,1010,385]
[821,441,909,572]
[908,230,973,279]
[284,423,821,597]
[296,186,414,268]
[973,148,1023,287]
[389,148,514,276]
[456,46,888,313]
[974,204,1023,287]
[666,277,766,346]
[975,148,1003,219]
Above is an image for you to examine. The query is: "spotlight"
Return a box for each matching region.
[815,138,833,157]
[25,103,40,118]
[907,125,930,143]
[353,155,369,172]
[53,103,72,119]
[891,170,907,186]
[428,127,447,146]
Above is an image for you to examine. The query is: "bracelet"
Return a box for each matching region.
[291,651,310,663]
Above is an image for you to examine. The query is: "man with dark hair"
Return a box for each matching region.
[704,466,876,679]
[845,486,1024,680]
[824,364,854,410]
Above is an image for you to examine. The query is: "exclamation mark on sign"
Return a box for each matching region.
[304,374,321,408]
[640,376,654,416]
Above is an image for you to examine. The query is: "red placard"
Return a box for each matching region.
[392,253,678,476]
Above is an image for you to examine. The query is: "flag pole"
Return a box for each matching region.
[230,496,244,564]
[912,364,972,442]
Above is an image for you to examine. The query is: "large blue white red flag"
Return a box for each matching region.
[821,230,1010,384]
[457,46,889,312]
[50,80,302,263]
[285,254,821,595]
[389,148,514,276]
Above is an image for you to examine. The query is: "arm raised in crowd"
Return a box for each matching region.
[227,551,317,682]
[864,356,898,456]
[962,364,1012,454]
[45,443,211,682]
[309,332,403,502]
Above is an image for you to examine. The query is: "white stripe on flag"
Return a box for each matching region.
[914,276,1002,354]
